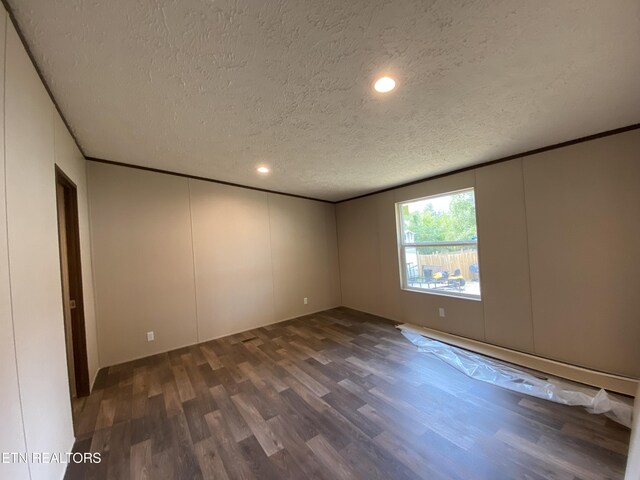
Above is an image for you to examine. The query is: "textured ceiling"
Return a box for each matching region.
[8,0,640,201]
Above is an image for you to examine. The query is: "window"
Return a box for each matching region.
[397,188,481,299]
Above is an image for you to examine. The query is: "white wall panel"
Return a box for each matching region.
[0,10,30,480]
[5,21,74,480]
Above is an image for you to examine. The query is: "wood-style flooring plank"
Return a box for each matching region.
[66,307,631,480]
[129,439,151,480]
[306,434,359,480]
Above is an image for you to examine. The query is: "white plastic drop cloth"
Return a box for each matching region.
[398,325,633,427]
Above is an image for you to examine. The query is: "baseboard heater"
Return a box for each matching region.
[397,323,636,427]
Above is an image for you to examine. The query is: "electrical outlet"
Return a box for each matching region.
[439,308,445,318]
[303,297,308,305]
[147,331,155,342]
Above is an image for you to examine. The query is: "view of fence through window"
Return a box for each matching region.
[397,188,480,299]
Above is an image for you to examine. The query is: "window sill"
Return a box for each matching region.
[401,286,482,301]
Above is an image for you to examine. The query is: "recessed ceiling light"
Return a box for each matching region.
[374,76,396,93]
[257,166,270,174]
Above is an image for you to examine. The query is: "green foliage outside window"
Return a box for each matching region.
[402,191,477,244]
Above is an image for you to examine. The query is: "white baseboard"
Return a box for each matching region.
[400,323,638,397]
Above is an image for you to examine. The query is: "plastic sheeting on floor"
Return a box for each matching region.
[398,325,633,428]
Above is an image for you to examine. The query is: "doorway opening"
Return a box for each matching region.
[55,166,90,416]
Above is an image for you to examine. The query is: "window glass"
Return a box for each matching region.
[397,189,480,299]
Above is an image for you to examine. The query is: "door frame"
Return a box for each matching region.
[55,166,90,398]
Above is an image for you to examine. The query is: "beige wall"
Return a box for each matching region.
[1,8,99,480]
[337,130,640,378]
[190,180,274,341]
[268,192,341,322]
[475,160,534,353]
[87,162,341,366]
[88,164,198,366]
[523,135,640,377]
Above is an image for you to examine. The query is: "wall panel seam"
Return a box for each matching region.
[333,204,343,306]
[374,197,383,313]
[187,179,200,342]
[85,165,103,372]
[520,158,537,353]
[266,194,278,322]
[473,170,487,342]
[335,205,346,306]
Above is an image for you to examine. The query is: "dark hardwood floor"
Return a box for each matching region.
[66,307,630,480]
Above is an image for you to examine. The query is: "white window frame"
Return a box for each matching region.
[396,188,481,300]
